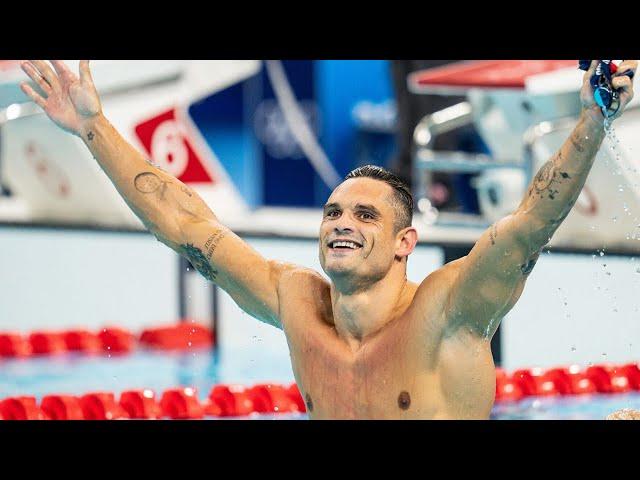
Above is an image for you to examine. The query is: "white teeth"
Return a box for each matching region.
[332,241,359,249]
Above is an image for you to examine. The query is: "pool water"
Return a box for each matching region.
[1,349,638,419]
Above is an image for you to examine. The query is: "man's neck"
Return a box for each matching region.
[330,266,413,350]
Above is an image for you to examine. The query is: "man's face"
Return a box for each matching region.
[319,178,401,284]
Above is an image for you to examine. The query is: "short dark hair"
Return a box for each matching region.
[343,165,413,231]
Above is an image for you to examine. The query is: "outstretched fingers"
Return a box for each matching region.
[19,82,47,109]
[50,60,77,84]
[28,60,59,91]
[78,60,95,88]
[21,61,53,96]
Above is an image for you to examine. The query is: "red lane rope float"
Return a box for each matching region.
[0,396,48,420]
[495,362,640,402]
[41,395,84,420]
[0,321,214,359]
[120,390,163,419]
[0,382,307,420]
[140,323,213,350]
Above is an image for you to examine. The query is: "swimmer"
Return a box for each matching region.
[607,408,640,420]
[20,60,637,419]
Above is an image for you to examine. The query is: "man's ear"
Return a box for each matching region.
[396,227,418,258]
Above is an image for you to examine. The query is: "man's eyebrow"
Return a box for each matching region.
[323,202,340,211]
[355,204,382,215]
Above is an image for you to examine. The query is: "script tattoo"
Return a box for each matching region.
[181,244,219,281]
[203,228,228,261]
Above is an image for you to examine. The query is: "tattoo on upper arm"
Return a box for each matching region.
[87,131,94,141]
[180,228,229,282]
[181,243,219,281]
[529,152,571,201]
[570,130,585,153]
[520,257,537,275]
[489,223,498,245]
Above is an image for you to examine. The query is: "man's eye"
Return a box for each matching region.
[359,212,373,220]
[327,211,340,218]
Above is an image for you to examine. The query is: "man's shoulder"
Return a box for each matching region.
[410,257,467,310]
[278,265,329,290]
[419,257,466,289]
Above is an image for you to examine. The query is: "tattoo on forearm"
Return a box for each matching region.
[529,152,571,201]
[489,223,498,245]
[87,131,94,141]
[181,244,219,281]
[203,228,228,260]
[570,129,585,153]
[134,171,170,199]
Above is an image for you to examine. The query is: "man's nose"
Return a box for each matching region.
[334,221,355,235]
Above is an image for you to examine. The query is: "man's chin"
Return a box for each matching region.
[323,260,357,278]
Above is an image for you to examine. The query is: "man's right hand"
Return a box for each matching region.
[20,60,102,139]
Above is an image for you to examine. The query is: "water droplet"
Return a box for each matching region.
[602,352,608,358]
[186,267,190,271]
[599,251,605,257]
[188,341,192,347]
[613,216,618,222]
[571,346,576,352]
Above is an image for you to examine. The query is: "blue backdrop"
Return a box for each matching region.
[189,60,395,209]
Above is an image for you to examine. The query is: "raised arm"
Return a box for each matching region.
[444,60,637,338]
[20,60,294,327]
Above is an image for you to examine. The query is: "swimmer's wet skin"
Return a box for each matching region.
[20,60,638,419]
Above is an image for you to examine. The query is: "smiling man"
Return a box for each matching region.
[20,60,637,419]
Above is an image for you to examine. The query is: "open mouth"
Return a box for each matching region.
[328,240,363,251]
